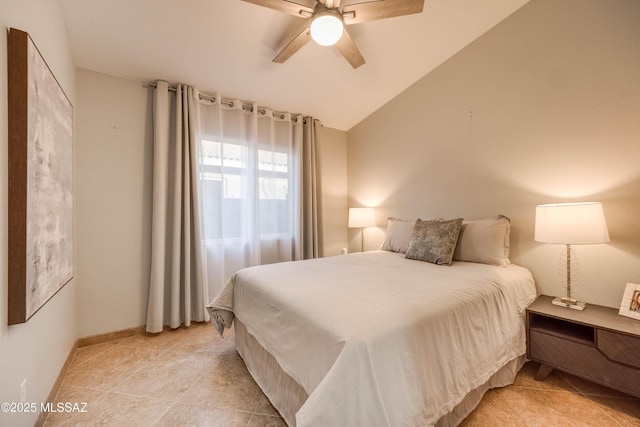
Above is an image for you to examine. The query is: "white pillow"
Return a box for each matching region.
[380,217,416,254]
[453,215,511,266]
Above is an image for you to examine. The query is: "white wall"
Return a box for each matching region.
[0,1,78,426]
[75,69,152,337]
[347,0,640,308]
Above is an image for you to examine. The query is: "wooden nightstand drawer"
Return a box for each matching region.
[529,330,597,370]
[530,330,640,397]
[597,329,640,369]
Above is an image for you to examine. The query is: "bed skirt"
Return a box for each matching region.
[235,319,307,425]
[235,319,525,427]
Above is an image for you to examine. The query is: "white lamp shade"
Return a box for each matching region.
[310,14,343,46]
[535,202,610,244]
[348,207,375,228]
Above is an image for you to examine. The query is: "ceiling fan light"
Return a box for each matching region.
[310,14,343,46]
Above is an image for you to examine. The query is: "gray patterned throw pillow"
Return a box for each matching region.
[405,218,464,265]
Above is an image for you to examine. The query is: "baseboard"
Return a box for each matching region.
[35,340,78,427]
[77,325,146,347]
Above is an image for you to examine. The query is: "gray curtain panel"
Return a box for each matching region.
[146,81,205,333]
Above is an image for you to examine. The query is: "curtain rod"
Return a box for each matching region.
[146,81,290,120]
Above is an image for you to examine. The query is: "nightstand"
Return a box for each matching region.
[526,295,640,398]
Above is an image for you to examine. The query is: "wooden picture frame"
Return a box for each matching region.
[618,282,640,321]
[8,28,73,325]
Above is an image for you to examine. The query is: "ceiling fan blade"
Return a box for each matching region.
[324,0,341,7]
[273,19,312,63]
[335,29,365,69]
[342,0,424,25]
[240,0,315,18]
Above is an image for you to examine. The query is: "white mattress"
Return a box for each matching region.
[208,250,537,426]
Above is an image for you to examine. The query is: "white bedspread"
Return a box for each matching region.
[208,251,537,426]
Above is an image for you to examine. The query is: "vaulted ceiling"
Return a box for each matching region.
[59,0,529,130]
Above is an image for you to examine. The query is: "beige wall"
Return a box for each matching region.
[75,69,152,337]
[0,2,78,426]
[317,126,348,256]
[347,0,640,308]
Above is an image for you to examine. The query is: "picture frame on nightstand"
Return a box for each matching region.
[618,282,640,321]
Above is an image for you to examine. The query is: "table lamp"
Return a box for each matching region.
[348,207,375,252]
[535,202,609,310]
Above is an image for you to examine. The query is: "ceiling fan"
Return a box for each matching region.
[241,0,425,68]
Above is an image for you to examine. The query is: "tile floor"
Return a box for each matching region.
[43,322,639,426]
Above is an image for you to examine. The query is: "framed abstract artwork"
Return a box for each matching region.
[8,28,73,325]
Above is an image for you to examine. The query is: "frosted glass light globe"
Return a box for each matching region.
[310,14,343,46]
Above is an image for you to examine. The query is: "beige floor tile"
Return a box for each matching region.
[176,375,266,414]
[512,361,580,393]
[211,352,260,389]
[474,386,619,427]
[69,342,119,369]
[585,394,640,427]
[153,335,231,364]
[156,404,252,427]
[63,345,166,391]
[111,356,211,401]
[460,388,524,426]
[246,413,288,427]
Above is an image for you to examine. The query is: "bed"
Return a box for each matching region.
[208,216,537,426]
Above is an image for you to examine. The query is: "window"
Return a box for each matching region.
[200,139,292,240]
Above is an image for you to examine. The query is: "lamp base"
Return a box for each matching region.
[552,296,586,311]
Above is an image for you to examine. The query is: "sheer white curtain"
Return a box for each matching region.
[196,95,318,299]
[146,81,206,333]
